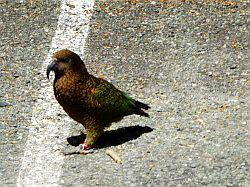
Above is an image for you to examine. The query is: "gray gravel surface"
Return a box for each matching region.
[1,0,249,186]
[0,1,60,185]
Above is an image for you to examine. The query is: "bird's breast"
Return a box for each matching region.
[54,77,85,107]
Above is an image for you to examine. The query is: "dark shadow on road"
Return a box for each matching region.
[67,125,153,149]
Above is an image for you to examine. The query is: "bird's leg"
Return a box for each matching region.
[79,127,104,154]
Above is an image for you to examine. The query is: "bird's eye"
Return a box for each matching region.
[62,57,71,63]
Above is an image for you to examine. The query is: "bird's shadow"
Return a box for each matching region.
[67,125,153,149]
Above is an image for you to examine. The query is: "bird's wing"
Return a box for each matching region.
[85,78,136,118]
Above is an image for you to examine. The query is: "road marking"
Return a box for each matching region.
[17,0,95,186]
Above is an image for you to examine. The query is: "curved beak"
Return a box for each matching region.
[46,60,56,79]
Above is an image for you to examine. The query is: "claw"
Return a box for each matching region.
[79,143,90,150]
[79,143,94,154]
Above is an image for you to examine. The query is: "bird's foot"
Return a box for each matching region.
[79,143,94,154]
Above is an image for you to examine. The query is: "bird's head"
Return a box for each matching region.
[47,49,86,79]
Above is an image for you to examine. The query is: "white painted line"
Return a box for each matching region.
[17,0,95,186]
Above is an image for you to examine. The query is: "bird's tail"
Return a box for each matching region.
[134,100,150,117]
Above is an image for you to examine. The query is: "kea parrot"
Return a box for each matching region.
[47,49,150,153]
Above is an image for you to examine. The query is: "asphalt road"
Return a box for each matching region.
[0,0,249,186]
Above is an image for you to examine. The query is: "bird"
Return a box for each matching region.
[47,49,150,153]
